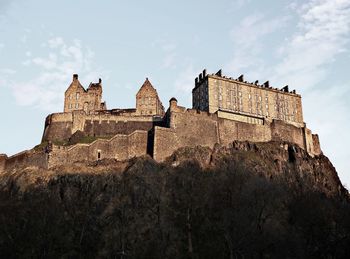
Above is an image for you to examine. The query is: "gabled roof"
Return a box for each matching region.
[136,78,158,96]
[65,75,86,94]
[87,78,102,90]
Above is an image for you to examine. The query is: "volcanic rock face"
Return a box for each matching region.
[0,141,349,258]
[167,141,347,198]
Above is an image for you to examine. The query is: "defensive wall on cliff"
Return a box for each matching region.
[42,111,163,143]
[0,100,321,173]
[153,100,321,162]
[47,130,148,168]
[0,150,47,173]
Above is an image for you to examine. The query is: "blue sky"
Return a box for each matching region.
[0,0,350,187]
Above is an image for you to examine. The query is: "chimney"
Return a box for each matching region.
[254,80,259,85]
[263,81,269,88]
[73,74,78,81]
[199,73,203,81]
[238,74,244,82]
[99,78,102,84]
[203,69,207,78]
[215,69,222,77]
[195,77,199,86]
[282,85,289,92]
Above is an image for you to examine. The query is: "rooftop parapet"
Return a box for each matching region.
[193,69,300,96]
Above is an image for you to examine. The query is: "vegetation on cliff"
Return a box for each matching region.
[0,141,349,258]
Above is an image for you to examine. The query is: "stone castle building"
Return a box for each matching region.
[64,74,107,113]
[0,69,321,171]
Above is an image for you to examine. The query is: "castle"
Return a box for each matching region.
[0,69,321,172]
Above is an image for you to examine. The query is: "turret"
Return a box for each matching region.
[169,97,178,111]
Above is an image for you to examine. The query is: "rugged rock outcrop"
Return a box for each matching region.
[0,141,349,258]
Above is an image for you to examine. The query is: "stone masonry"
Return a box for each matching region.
[0,69,322,172]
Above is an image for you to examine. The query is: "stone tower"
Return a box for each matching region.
[136,78,164,116]
[64,74,106,113]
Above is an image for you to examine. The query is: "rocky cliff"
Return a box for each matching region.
[0,141,349,258]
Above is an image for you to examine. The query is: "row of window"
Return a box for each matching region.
[68,103,79,109]
[68,93,80,100]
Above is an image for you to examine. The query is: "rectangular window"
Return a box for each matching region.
[76,93,79,100]
[75,103,79,108]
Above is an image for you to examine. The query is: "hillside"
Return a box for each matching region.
[0,141,349,258]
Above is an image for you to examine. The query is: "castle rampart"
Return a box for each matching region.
[1,150,47,172]
[47,130,148,168]
[153,99,321,162]
[42,111,163,143]
[0,70,322,172]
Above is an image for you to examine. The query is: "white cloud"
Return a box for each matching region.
[48,37,64,48]
[174,64,199,103]
[226,12,289,77]
[272,0,350,88]
[10,37,107,111]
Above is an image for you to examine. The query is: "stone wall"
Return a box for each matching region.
[0,154,7,173]
[3,150,47,172]
[153,108,219,162]
[42,113,73,142]
[42,111,163,143]
[217,118,271,146]
[312,134,321,155]
[48,131,148,168]
[270,120,305,148]
[153,101,320,162]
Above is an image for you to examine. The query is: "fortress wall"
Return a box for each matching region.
[154,106,316,162]
[153,127,177,162]
[271,120,305,149]
[312,134,321,156]
[128,131,148,158]
[170,110,219,147]
[43,111,161,143]
[49,112,73,122]
[84,113,157,122]
[84,120,154,137]
[0,154,7,173]
[218,118,271,146]
[42,121,73,142]
[153,110,219,162]
[48,131,148,168]
[4,150,47,172]
[42,113,74,142]
[304,128,314,156]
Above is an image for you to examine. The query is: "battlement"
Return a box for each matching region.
[194,69,300,97]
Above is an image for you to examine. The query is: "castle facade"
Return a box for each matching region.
[0,70,321,171]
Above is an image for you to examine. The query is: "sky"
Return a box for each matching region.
[0,0,349,187]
